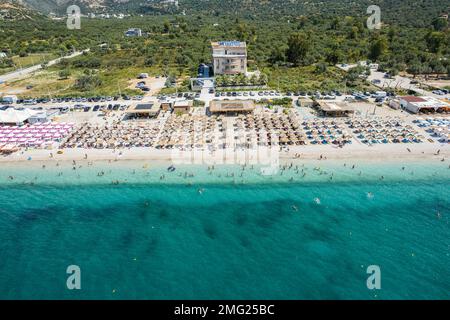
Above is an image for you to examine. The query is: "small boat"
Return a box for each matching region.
[167,165,176,172]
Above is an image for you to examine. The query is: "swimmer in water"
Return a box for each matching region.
[291,205,298,212]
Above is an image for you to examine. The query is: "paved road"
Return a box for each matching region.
[0,49,90,83]
[368,71,449,99]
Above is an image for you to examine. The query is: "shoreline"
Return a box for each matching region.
[1,142,448,165]
[1,144,449,187]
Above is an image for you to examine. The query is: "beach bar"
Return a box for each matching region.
[173,100,193,115]
[125,103,160,119]
[160,102,173,112]
[0,108,40,126]
[209,100,256,115]
[315,101,355,117]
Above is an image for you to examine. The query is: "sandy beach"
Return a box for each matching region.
[1,142,448,165]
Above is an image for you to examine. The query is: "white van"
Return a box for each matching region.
[375,91,387,98]
[2,95,17,104]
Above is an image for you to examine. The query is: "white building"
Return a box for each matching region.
[212,41,247,75]
[400,96,450,114]
[125,28,142,37]
[0,108,40,125]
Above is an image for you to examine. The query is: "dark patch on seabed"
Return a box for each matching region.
[202,221,219,239]
[252,200,294,227]
[145,234,159,255]
[17,205,61,223]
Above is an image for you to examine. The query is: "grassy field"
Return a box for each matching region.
[264,65,376,93]
[4,67,142,98]
[4,48,195,98]
[0,53,57,75]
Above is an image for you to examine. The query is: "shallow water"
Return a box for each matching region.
[0,161,449,299]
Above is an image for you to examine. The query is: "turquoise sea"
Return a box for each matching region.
[0,160,449,299]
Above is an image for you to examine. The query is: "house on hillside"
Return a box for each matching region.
[125,28,142,37]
